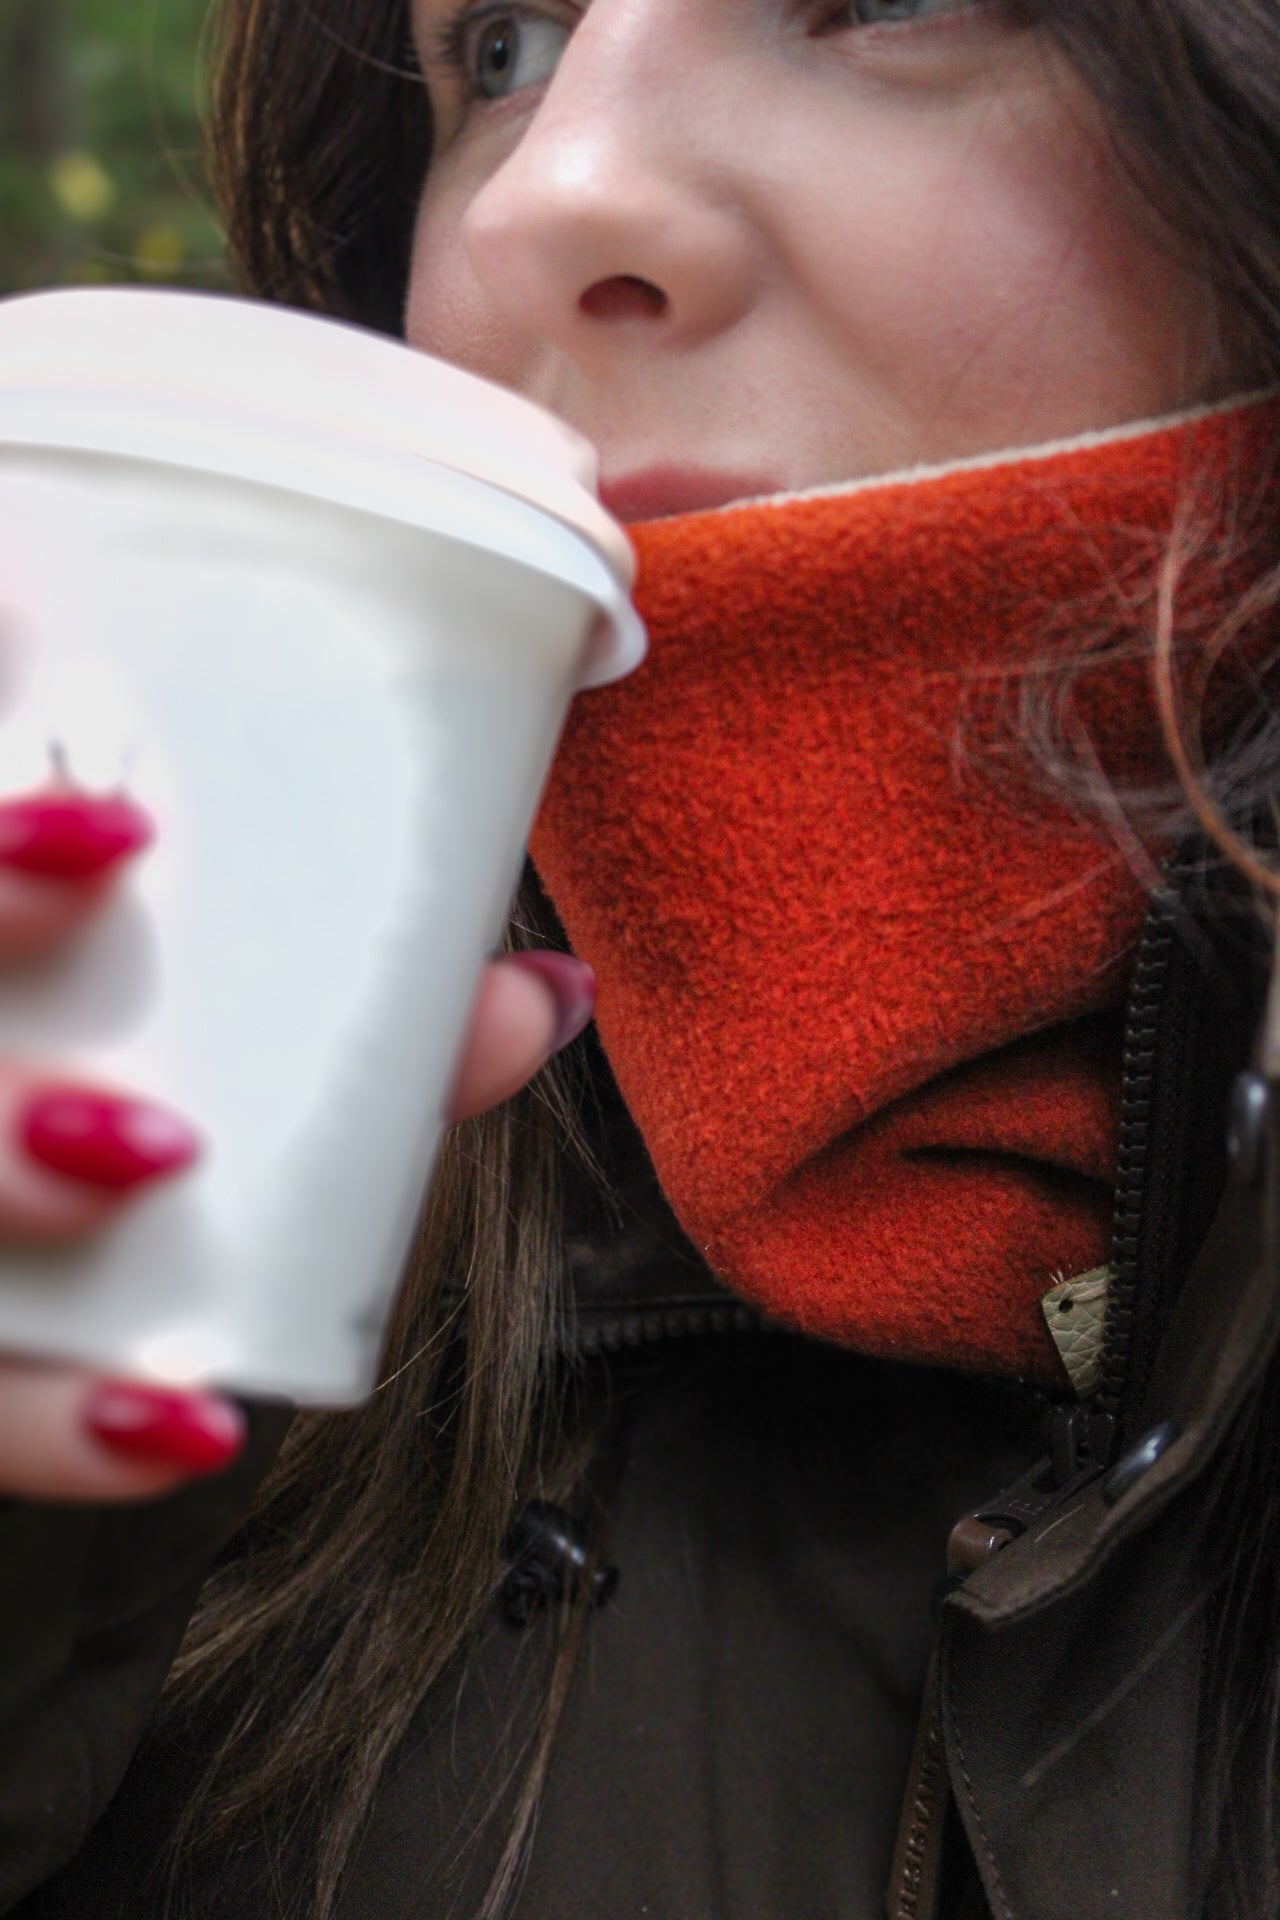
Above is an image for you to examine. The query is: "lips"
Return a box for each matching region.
[600,466,783,523]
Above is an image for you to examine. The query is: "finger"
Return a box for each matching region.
[0,1067,201,1242]
[0,787,154,962]
[0,1355,244,1503]
[0,866,119,960]
[447,952,596,1123]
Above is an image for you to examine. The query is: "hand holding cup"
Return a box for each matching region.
[0,289,642,1495]
[0,777,596,1501]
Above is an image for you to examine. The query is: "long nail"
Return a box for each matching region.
[0,790,154,881]
[504,951,597,1052]
[83,1381,245,1475]
[20,1086,202,1191]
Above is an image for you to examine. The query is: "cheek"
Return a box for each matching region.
[792,77,1215,452]
[405,181,526,382]
[405,189,472,358]
[939,110,1210,418]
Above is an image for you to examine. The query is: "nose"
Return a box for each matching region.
[462,4,757,361]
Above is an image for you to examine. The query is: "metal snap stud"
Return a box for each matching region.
[1102,1421,1180,1507]
[500,1501,620,1627]
[1227,1071,1270,1190]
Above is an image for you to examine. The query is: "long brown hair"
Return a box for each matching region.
[170,3,1280,1915]
[158,875,602,1918]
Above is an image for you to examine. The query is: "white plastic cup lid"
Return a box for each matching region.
[0,288,644,686]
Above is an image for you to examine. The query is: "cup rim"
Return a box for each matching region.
[0,288,646,688]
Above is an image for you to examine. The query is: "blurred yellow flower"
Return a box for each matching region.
[49,152,117,224]
[134,226,187,278]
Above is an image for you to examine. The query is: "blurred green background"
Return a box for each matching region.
[0,0,225,295]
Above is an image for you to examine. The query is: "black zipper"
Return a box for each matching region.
[569,1294,763,1354]
[890,864,1258,1920]
[1092,884,1183,1431]
[1090,854,1259,1448]
[886,874,1203,1920]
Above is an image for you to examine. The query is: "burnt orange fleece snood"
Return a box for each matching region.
[531,398,1280,1383]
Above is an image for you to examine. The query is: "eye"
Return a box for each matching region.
[461,8,571,99]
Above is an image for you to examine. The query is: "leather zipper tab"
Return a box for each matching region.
[886,1649,949,1920]
[887,1496,1033,1920]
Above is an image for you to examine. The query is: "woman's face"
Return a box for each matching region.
[406,0,1227,519]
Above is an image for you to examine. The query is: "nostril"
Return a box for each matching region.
[579,275,667,321]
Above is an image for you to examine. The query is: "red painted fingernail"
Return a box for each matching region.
[19,1086,201,1191]
[505,951,597,1052]
[83,1381,245,1476]
[0,789,154,881]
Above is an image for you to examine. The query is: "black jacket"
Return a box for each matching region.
[0,858,1272,1919]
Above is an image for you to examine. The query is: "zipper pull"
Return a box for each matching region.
[886,1646,949,1920]
[886,1509,1026,1919]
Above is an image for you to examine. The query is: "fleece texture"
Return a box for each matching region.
[531,398,1280,1380]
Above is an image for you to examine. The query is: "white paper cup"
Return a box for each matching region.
[0,289,645,1405]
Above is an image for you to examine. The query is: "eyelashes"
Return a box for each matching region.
[422,2,572,99]
[810,0,985,28]
[418,0,996,113]
[852,0,981,18]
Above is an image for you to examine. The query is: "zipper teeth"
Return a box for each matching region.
[571,1300,762,1353]
[1095,893,1179,1422]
